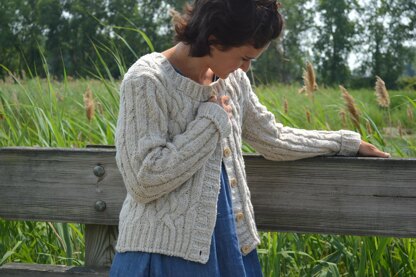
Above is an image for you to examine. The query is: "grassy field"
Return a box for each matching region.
[0,75,416,276]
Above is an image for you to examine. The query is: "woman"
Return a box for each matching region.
[110,0,390,276]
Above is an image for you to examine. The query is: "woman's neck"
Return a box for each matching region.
[162,43,215,85]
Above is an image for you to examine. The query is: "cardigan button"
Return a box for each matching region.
[230,178,237,188]
[241,245,251,254]
[235,212,244,222]
[223,147,231,157]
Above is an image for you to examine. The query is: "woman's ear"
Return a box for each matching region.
[208,35,226,53]
[207,35,217,46]
[208,35,219,55]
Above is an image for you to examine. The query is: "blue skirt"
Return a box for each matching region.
[110,163,263,276]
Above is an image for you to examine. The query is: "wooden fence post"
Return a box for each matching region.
[85,225,118,268]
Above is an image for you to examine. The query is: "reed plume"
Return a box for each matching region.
[283,98,288,114]
[56,92,64,102]
[339,110,347,128]
[83,86,95,122]
[12,91,20,111]
[298,87,306,94]
[96,101,104,115]
[0,100,4,120]
[340,85,360,129]
[299,61,318,96]
[397,120,403,137]
[365,120,372,135]
[407,105,414,121]
[375,76,390,108]
[305,108,311,124]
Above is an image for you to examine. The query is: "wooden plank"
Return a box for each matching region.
[246,155,416,237]
[0,263,107,276]
[0,147,125,225]
[1,147,416,237]
[85,225,118,267]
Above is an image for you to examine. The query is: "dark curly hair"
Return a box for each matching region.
[171,0,284,57]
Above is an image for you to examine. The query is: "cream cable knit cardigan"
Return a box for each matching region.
[114,52,361,264]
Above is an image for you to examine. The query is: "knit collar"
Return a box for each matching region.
[150,52,227,102]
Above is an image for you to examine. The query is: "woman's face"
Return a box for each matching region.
[208,43,270,79]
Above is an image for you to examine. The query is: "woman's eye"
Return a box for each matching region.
[242,58,256,62]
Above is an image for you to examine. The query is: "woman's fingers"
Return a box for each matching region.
[218,96,232,118]
[219,95,229,105]
[208,95,232,118]
[208,95,217,103]
[357,141,391,158]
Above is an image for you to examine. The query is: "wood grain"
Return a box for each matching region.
[1,147,416,237]
[85,225,118,267]
[0,147,124,225]
[0,263,108,276]
[245,155,416,237]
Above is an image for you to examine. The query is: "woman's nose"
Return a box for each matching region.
[239,60,251,72]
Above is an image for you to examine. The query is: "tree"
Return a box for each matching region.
[0,0,46,78]
[105,0,172,76]
[277,0,314,84]
[239,0,314,84]
[61,0,109,77]
[355,0,416,88]
[36,0,66,76]
[0,0,20,78]
[314,0,355,86]
[165,0,188,12]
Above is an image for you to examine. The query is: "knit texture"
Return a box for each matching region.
[114,52,361,264]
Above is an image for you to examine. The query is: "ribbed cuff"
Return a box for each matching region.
[338,130,361,156]
[197,102,231,139]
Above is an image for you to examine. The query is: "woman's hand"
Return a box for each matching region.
[357,140,391,158]
[208,95,233,118]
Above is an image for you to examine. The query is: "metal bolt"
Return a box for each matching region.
[95,200,106,212]
[93,165,105,177]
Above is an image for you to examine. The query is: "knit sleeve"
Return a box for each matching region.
[240,74,361,161]
[115,75,231,203]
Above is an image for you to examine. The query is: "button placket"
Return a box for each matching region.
[241,245,251,254]
[230,178,237,188]
[235,212,244,223]
[223,147,231,158]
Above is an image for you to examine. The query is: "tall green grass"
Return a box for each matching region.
[255,84,416,157]
[1,74,416,275]
[0,221,84,266]
[0,42,121,267]
[1,35,416,275]
[258,233,416,276]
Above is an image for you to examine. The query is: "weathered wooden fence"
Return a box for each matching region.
[0,147,415,276]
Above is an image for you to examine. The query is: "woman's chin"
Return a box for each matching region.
[219,72,232,79]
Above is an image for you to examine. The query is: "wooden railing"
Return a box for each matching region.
[1,147,415,276]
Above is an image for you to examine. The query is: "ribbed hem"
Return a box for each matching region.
[338,130,361,156]
[115,246,201,263]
